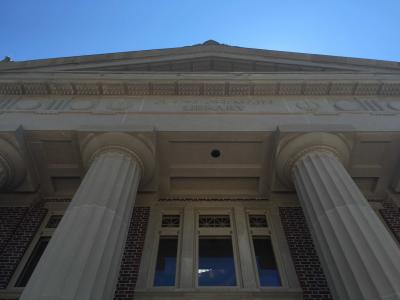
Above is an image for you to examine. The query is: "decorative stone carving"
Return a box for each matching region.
[152,83,176,95]
[0,138,26,190]
[81,132,155,185]
[381,83,400,96]
[23,83,48,95]
[16,99,41,110]
[49,83,74,95]
[278,83,303,95]
[387,101,400,111]
[329,82,356,95]
[106,99,131,111]
[253,83,277,95]
[0,83,23,95]
[1,81,400,97]
[276,132,351,187]
[126,83,150,95]
[354,83,381,95]
[74,83,100,95]
[303,83,329,95]
[296,100,319,112]
[204,83,225,96]
[70,100,96,110]
[178,83,201,96]
[229,84,251,96]
[102,84,125,95]
[334,100,363,111]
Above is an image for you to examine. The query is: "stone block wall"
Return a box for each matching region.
[279,207,333,300]
[0,205,47,290]
[114,207,150,300]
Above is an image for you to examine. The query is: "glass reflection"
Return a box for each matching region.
[198,237,236,286]
[252,237,281,286]
[153,237,178,286]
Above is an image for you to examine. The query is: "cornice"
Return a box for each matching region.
[0,79,400,97]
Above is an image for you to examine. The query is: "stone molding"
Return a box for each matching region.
[276,132,351,187]
[0,138,26,190]
[1,80,400,97]
[80,132,155,185]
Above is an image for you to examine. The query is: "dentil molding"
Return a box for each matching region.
[1,80,400,97]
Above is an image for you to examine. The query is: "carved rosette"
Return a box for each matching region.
[0,138,26,190]
[276,132,352,187]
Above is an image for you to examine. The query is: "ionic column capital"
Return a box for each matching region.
[81,132,155,185]
[276,132,351,187]
[0,138,26,190]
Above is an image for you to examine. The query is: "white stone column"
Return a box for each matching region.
[277,133,400,300]
[21,133,154,300]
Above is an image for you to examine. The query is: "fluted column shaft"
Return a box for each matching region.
[21,150,141,300]
[293,151,400,300]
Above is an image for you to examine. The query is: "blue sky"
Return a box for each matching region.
[1,0,399,62]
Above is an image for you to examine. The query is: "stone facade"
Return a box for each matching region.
[0,41,400,299]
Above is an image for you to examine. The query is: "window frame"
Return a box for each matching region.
[246,209,283,288]
[147,209,183,289]
[136,201,301,299]
[194,208,240,289]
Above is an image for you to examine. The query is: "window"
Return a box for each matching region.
[153,237,178,286]
[198,236,236,286]
[137,204,299,299]
[248,214,281,286]
[197,214,237,286]
[10,213,63,288]
[152,213,181,287]
[15,237,50,287]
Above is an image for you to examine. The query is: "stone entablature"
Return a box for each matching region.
[2,96,400,117]
[1,79,400,97]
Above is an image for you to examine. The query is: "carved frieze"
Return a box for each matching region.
[1,96,400,116]
[278,83,303,95]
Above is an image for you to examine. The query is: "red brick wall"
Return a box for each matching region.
[114,207,150,300]
[0,207,28,255]
[279,207,333,300]
[380,199,400,243]
[0,205,47,289]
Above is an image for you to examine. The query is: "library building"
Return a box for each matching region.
[0,41,399,300]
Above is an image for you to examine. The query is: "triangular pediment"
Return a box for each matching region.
[1,40,399,73]
[71,55,346,72]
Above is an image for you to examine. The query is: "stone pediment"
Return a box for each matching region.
[1,40,399,73]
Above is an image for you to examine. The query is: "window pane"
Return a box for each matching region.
[153,237,178,286]
[252,237,281,286]
[15,236,50,287]
[198,237,236,286]
[45,215,62,228]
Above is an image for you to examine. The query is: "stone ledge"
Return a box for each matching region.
[1,80,400,97]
